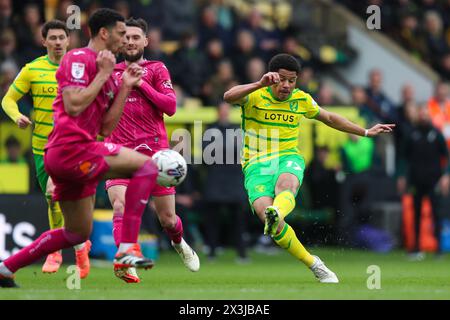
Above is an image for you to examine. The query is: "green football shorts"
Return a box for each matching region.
[243,153,306,205]
[34,154,49,194]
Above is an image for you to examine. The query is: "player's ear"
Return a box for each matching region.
[99,27,109,41]
[143,35,148,47]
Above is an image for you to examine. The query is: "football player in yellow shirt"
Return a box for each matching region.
[1,20,91,278]
[224,54,394,283]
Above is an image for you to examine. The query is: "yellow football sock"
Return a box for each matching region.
[273,223,315,267]
[46,194,64,229]
[273,190,296,219]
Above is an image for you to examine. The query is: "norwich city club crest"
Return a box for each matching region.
[289,101,298,112]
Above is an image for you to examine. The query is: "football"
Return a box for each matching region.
[152,149,187,187]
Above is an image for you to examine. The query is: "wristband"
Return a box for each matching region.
[364,129,368,137]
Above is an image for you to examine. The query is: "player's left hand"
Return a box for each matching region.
[122,63,143,88]
[366,123,395,137]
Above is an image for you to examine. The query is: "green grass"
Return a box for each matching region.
[2,248,450,300]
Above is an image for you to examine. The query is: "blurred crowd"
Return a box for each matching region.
[1,0,450,257]
[339,0,450,80]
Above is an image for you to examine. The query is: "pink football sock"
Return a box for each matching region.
[112,213,123,248]
[3,228,86,273]
[164,215,183,244]
[121,160,158,243]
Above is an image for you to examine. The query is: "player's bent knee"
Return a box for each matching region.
[159,212,177,229]
[112,199,125,214]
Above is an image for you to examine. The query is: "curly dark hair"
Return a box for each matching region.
[268,53,301,74]
[88,8,125,37]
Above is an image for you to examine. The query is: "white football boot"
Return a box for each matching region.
[310,255,339,283]
[172,238,200,272]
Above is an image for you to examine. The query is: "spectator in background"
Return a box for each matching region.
[201,59,235,106]
[144,27,169,63]
[21,26,46,63]
[298,66,319,97]
[365,69,398,123]
[316,83,338,106]
[240,8,282,61]
[16,3,42,52]
[55,0,74,21]
[438,51,450,80]
[394,12,427,61]
[305,146,338,211]
[202,102,248,262]
[161,0,197,40]
[230,29,259,83]
[423,11,449,68]
[282,36,311,68]
[244,56,265,84]
[170,30,208,97]
[352,85,379,126]
[397,104,450,260]
[113,0,130,19]
[0,28,21,71]
[397,83,417,124]
[0,0,12,30]
[427,81,450,148]
[204,38,225,79]
[2,136,25,164]
[198,5,232,52]
[337,133,376,245]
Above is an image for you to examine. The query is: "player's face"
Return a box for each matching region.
[122,26,148,62]
[43,29,69,58]
[273,69,297,101]
[105,21,127,54]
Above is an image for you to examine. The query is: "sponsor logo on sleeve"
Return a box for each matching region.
[71,62,86,83]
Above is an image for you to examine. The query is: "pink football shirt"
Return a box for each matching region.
[46,47,120,149]
[105,60,175,150]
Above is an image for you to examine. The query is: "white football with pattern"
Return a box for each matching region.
[152,149,187,187]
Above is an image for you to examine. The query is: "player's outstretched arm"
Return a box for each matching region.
[224,72,280,105]
[315,107,395,137]
[100,63,143,136]
[63,50,116,117]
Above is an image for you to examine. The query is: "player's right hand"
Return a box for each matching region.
[96,50,116,76]
[16,115,32,129]
[258,72,280,87]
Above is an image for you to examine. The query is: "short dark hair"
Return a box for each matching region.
[268,53,301,74]
[125,17,148,34]
[88,8,125,37]
[41,20,69,39]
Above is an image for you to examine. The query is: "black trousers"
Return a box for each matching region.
[412,184,442,253]
[203,202,248,259]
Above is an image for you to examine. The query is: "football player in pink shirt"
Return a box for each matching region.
[0,9,158,288]
[105,18,199,283]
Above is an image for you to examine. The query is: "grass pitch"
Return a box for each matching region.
[1,248,450,300]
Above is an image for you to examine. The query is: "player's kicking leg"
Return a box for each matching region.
[0,196,94,288]
[254,173,338,283]
[104,147,158,271]
[42,177,91,278]
[154,195,200,272]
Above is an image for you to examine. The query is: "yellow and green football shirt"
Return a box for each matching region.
[2,55,59,155]
[238,86,320,171]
